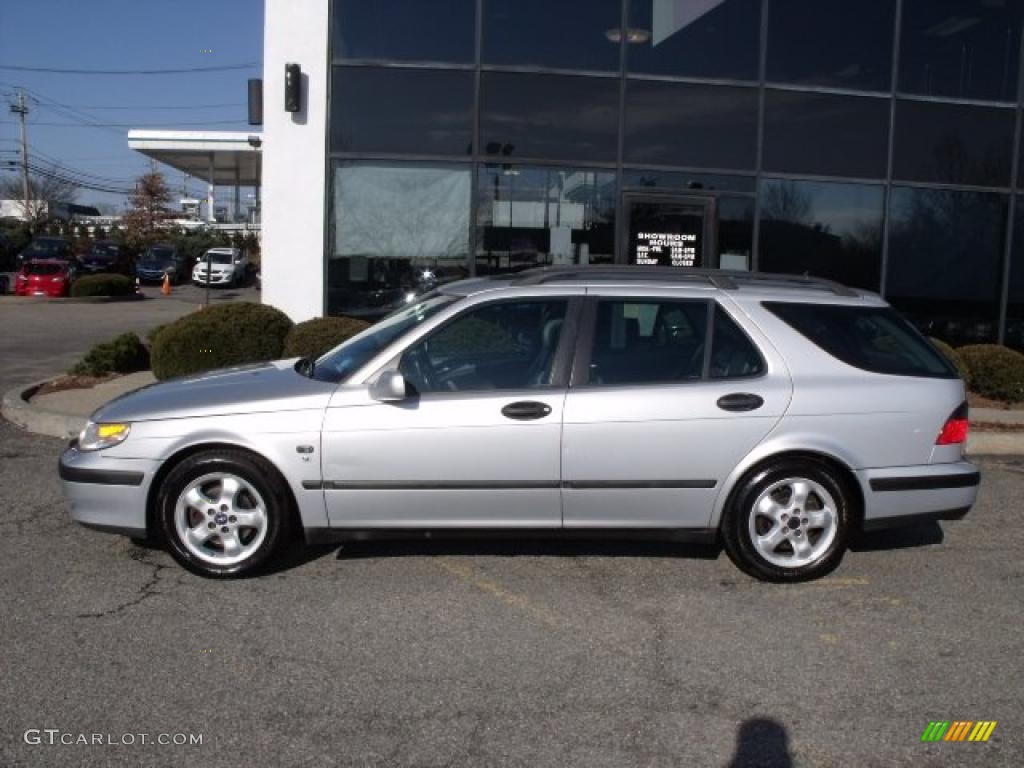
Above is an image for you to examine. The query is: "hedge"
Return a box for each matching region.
[150,302,293,380]
[70,273,136,298]
[69,333,149,377]
[958,344,1024,403]
[928,337,971,386]
[282,316,371,359]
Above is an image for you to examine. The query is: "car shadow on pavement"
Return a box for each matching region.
[727,717,793,768]
[849,521,944,552]
[333,537,723,561]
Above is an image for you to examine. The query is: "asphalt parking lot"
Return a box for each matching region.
[0,408,1021,767]
[0,283,258,392]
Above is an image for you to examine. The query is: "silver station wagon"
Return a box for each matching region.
[60,267,980,581]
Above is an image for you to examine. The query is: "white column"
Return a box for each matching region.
[207,153,216,223]
[261,0,329,321]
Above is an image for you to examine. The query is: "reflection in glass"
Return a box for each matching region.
[624,80,758,169]
[718,196,755,271]
[763,91,890,179]
[626,0,761,80]
[767,0,895,91]
[621,169,756,194]
[330,162,471,317]
[886,187,1006,345]
[331,67,473,156]
[480,73,619,162]
[758,179,884,291]
[893,100,1014,188]
[332,0,476,63]
[898,0,1024,102]
[476,165,616,273]
[482,0,622,71]
[1007,208,1024,351]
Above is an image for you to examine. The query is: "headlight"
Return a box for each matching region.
[78,421,131,451]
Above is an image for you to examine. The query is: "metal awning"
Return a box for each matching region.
[126,130,262,186]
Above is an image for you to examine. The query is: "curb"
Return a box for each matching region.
[1,379,88,440]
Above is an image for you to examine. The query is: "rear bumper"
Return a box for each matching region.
[858,460,980,530]
[59,445,159,538]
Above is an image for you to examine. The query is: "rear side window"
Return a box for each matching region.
[764,302,957,378]
[585,300,764,386]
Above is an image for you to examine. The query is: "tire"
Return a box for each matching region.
[156,449,291,578]
[721,459,851,582]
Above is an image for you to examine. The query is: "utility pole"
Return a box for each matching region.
[8,90,30,222]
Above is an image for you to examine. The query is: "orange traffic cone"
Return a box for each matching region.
[161,273,172,296]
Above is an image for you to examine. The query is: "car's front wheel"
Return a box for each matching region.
[156,449,290,577]
[721,459,851,582]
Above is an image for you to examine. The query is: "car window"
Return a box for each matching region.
[313,292,460,383]
[399,299,569,393]
[710,304,765,379]
[588,299,710,386]
[764,301,957,378]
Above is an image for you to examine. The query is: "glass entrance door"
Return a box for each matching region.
[623,195,715,268]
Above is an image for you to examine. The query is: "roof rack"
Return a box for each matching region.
[510,266,859,297]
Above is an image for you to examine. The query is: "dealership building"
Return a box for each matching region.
[259,0,1024,348]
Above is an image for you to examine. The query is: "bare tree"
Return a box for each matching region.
[0,169,78,222]
[760,180,813,224]
[121,170,174,250]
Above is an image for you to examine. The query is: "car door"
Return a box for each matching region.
[320,293,582,528]
[561,288,792,528]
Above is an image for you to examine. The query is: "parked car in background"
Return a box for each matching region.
[14,259,75,297]
[17,236,72,267]
[192,247,248,287]
[80,241,133,276]
[136,244,187,284]
[60,266,978,581]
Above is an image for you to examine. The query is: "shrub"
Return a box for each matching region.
[150,302,293,380]
[958,344,1024,403]
[69,333,149,377]
[928,337,971,386]
[70,273,136,298]
[282,316,371,359]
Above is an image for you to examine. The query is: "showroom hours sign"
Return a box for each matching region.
[633,231,700,267]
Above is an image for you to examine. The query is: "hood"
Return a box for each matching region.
[92,359,337,423]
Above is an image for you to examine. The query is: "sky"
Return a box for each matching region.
[0,0,264,212]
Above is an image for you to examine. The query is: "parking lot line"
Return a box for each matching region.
[435,557,564,629]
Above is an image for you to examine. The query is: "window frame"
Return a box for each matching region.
[386,295,584,396]
[571,297,767,389]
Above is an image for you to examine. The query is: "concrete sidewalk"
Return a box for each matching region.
[2,369,1023,455]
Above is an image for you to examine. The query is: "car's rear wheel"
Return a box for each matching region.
[721,459,851,582]
[156,449,290,577]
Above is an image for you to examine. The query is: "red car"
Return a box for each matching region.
[14,259,75,297]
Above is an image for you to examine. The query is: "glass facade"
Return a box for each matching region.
[327,0,1024,345]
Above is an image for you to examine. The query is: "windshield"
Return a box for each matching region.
[25,239,64,255]
[204,252,234,264]
[311,292,460,383]
[88,245,118,260]
[143,247,174,263]
[25,262,65,276]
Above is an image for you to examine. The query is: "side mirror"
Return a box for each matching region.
[370,370,407,402]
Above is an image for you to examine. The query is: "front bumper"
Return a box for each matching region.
[192,271,233,285]
[858,460,980,530]
[59,443,161,538]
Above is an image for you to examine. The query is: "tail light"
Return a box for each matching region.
[936,401,969,445]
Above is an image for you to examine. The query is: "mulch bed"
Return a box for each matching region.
[34,373,120,397]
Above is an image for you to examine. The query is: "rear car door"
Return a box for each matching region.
[320,293,582,527]
[561,289,793,528]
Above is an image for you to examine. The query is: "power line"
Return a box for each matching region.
[43,102,247,111]
[0,62,260,75]
[2,117,248,128]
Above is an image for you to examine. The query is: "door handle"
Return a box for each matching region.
[501,401,552,420]
[716,393,764,412]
